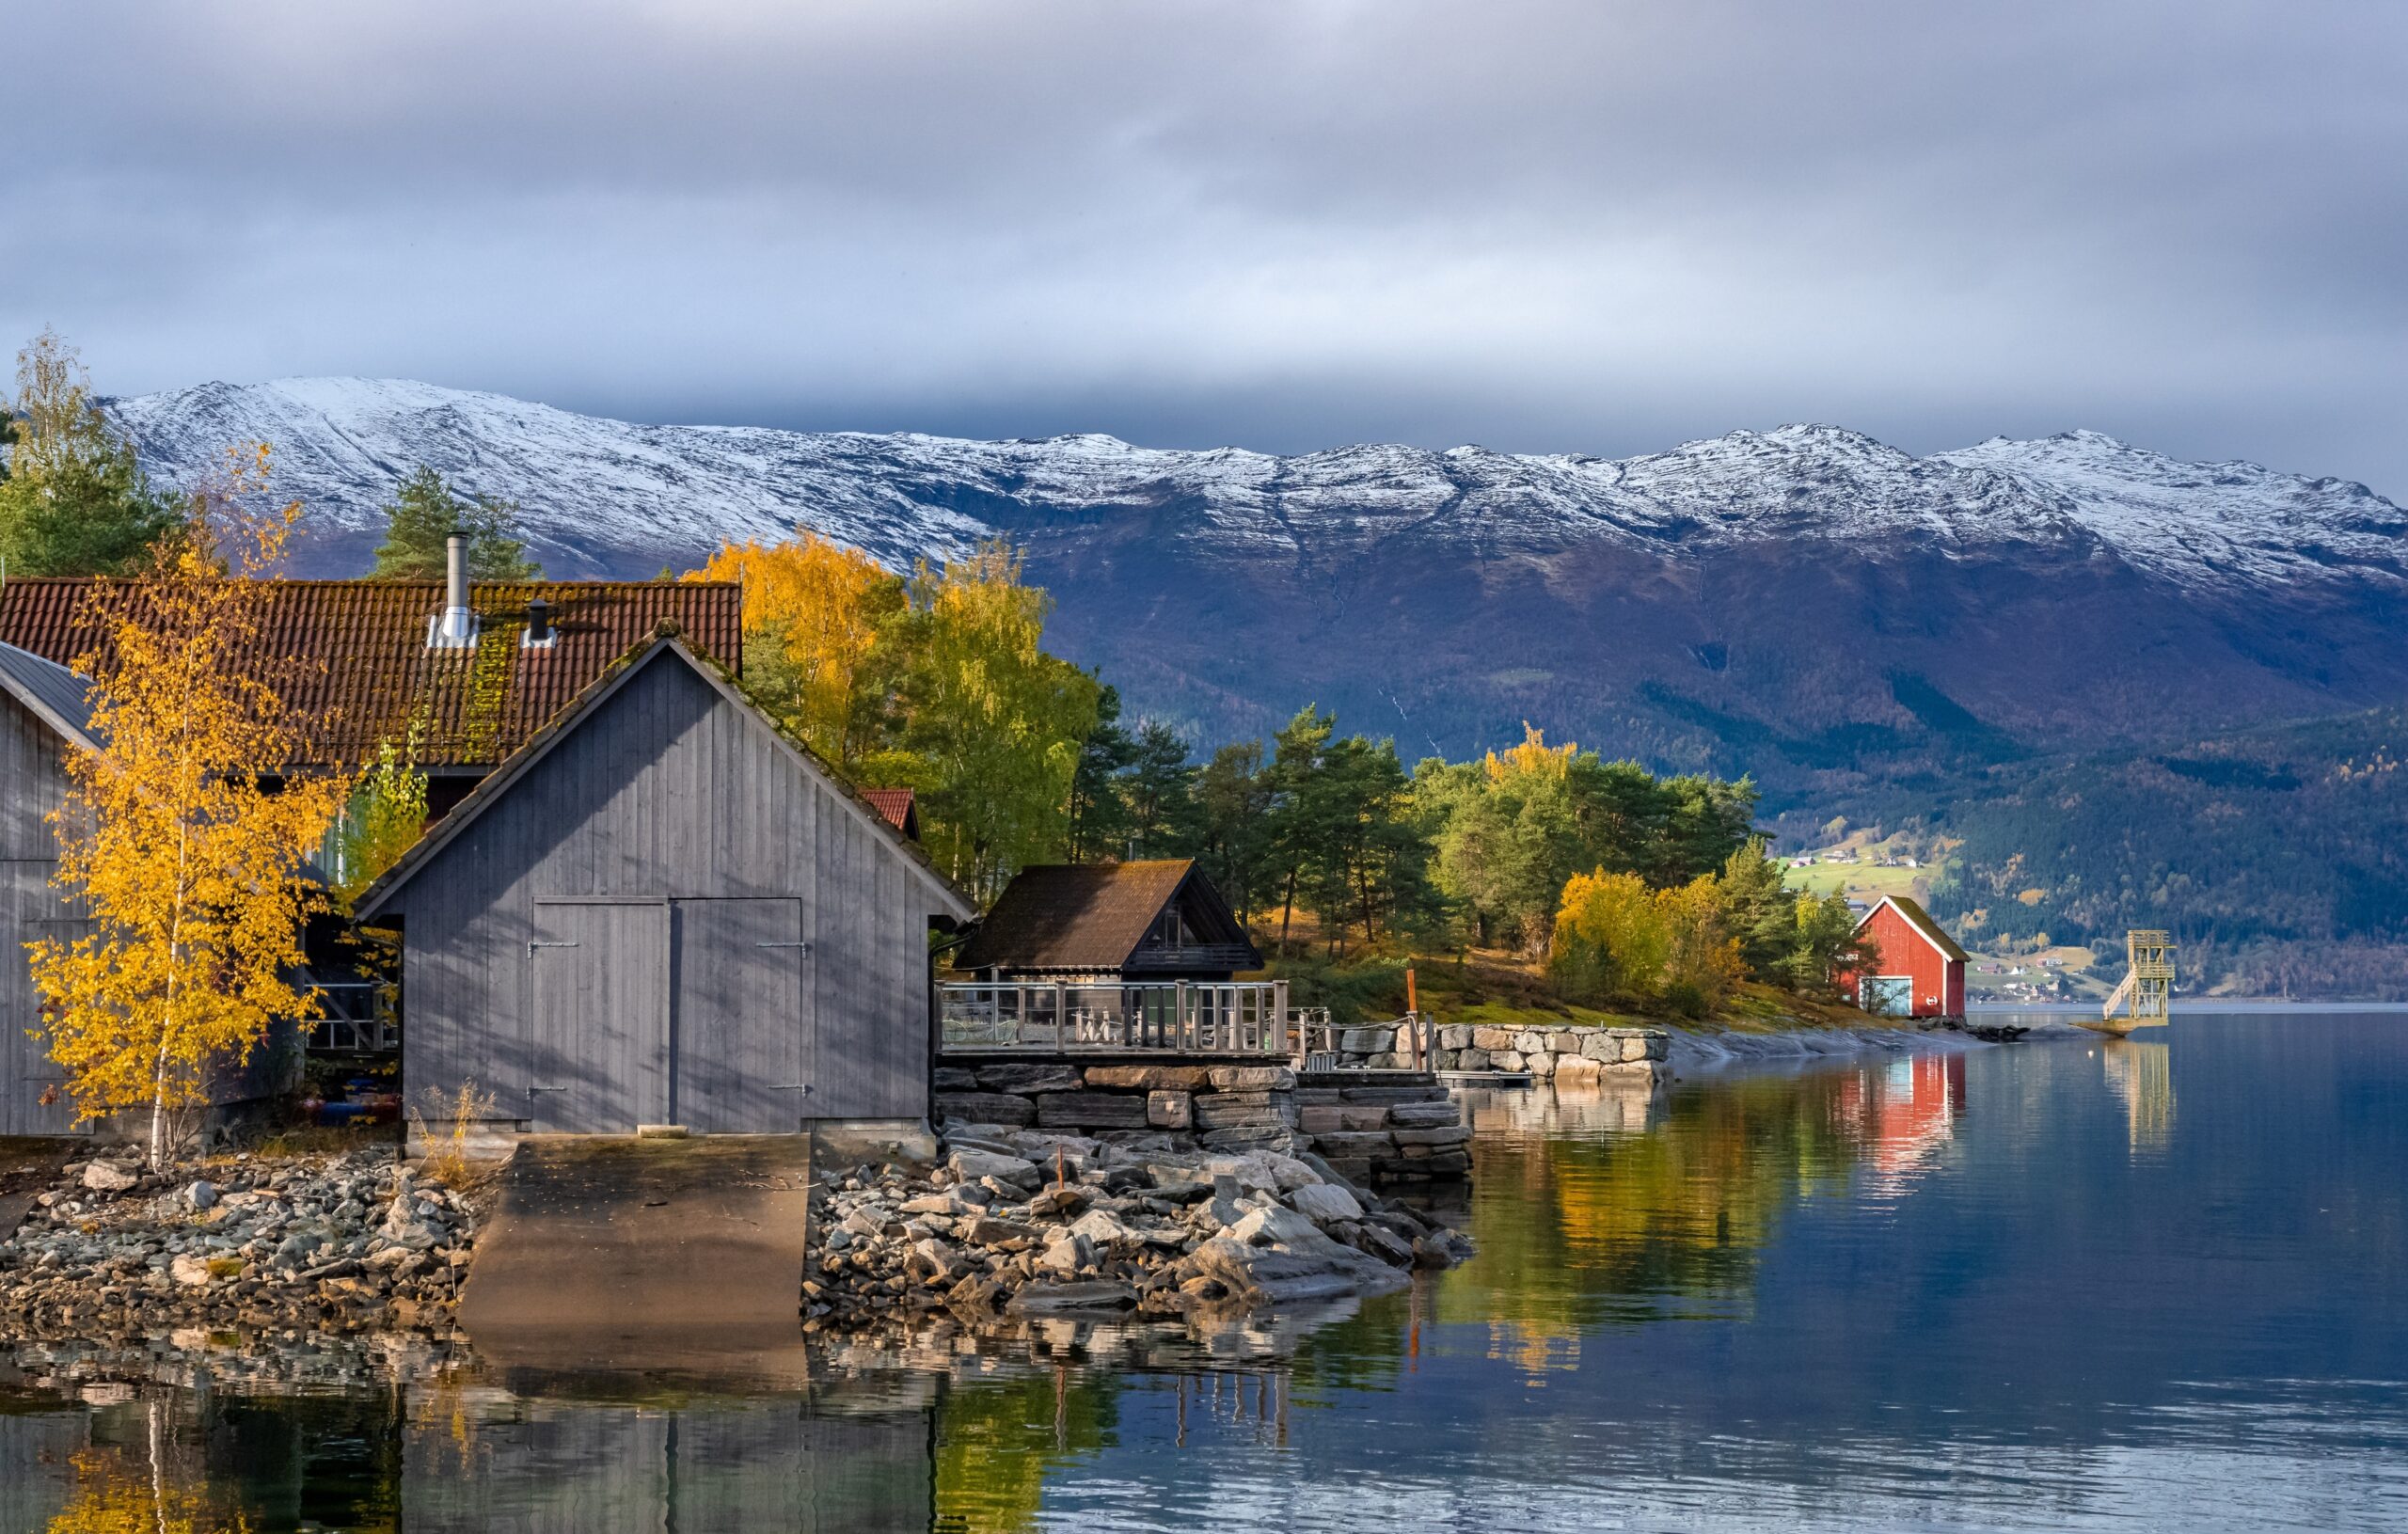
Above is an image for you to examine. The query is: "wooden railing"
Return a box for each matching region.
[939,980,1291,1055]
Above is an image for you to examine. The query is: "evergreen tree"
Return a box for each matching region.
[368,465,540,580]
[1122,720,1201,859]
[1064,685,1140,862]
[1194,741,1273,925]
[0,331,180,577]
[1714,837,1800,978]
[1264,705,1339,955]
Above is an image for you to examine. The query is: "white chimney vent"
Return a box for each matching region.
[428,533,478,649]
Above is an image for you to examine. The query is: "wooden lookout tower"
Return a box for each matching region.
[2086,929,2175,1036]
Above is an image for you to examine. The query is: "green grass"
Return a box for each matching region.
[1783,859,1929,901]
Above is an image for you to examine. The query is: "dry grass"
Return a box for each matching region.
[408,1080,499,1188]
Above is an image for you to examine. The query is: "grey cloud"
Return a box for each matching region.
[4,0,2403,490]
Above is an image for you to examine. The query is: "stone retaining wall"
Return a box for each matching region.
[931,1059,1469,1187]
[1292,1073,1469,1186]
[1327,1020,1672,1086]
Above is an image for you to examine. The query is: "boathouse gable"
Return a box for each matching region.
[356,635,972,1135]
[1846,894,1969,1020]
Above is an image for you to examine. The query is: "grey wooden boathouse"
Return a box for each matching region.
[355,628,973,1137]
[0,642,95,1135]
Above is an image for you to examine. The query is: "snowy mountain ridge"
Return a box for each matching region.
[103,377,2408,592]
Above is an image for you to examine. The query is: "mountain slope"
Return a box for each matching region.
[104,378,2408,799]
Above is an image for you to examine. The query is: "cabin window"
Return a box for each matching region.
[1154,909,1193,950]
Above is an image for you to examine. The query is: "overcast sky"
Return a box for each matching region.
[8,1,2404,491]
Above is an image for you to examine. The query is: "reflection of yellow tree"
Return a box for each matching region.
[1438,1073,1873,1355]
[933,1368,1119,1534]
[47,1446,253,1534]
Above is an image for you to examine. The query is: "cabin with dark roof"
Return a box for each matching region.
[0,642,96,1134]
[956,861,1260,982]
[1841,895,1969,1020]
[355,633,974,1137]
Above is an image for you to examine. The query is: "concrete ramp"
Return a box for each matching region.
[460,1135,814,1343]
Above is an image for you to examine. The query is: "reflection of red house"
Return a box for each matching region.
[1833,1054,1968,1185]
[1842,895,1967,1020]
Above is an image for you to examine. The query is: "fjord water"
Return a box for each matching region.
[5,1012,2403,1531]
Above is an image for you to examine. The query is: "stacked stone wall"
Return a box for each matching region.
[932,1059,1469,1187]
[1293,1076,1469,1186]
[1326,1021,1671,1086]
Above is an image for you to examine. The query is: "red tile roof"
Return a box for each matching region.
[0,577,741,768]
[860,787,918,837]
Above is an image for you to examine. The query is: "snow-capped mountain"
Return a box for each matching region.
[103,377,2408,796]
[106,377,2405,592]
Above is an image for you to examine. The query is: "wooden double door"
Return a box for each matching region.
[527,898,813,1133]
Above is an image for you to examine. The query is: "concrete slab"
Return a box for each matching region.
[460,1134,814,1341]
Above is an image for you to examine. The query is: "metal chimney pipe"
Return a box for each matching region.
[438,533,474,645]
[433,531,474,645]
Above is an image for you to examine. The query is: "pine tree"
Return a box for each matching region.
[1064,686,1139,862]
[0,330,180,577]
[1122,720,1202,858]
[368,465,540,580]
[1194,741,1272,925]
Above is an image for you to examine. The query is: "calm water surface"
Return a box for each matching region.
[4,1011,2403,1531]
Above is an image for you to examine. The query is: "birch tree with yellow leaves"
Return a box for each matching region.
[686,528,904,767]
[26,449,353,1166]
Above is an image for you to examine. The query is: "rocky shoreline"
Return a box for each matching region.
[803,1122,1470,1332]
[0,1144,477,1339]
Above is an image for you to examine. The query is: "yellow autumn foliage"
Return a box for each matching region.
[686,528,902,765]
[1550,866,1742,1014]
[26,450,355,1164]
[1483,721,1576,784]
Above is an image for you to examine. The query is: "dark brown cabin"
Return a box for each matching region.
[955,860,1260,982]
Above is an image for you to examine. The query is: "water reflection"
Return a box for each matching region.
[4,1016,2405,1532]
[1439,1052,1971,1352]
[2102,1040,2176,1151]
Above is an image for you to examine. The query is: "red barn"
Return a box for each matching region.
[1843,895,1968,1020]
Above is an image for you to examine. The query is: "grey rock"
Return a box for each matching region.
[946,1149,1041,1187]
[1286,1183,1364,1224]
[935,1091,1038,1127]
[974,1062,1085,1095]
[1035,1092,1151,1130]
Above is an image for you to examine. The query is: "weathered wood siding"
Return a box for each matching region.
[387,652,954,1132]
[0,693,82,1135]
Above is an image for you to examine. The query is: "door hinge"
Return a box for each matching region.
[529,940,580,955]
[768,1083,812,1093]
[756,941,811,951]
[527,1085,568,1095]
